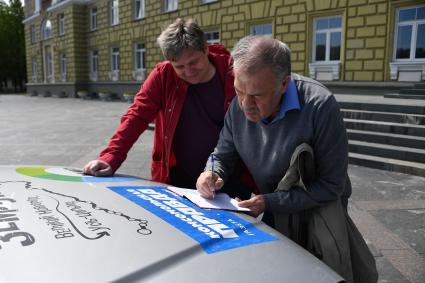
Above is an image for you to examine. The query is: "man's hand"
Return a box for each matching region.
[196,171,224,199]
[83,160,113,177]
[237,195,265,218]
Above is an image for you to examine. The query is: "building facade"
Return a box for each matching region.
[23,0,425,98]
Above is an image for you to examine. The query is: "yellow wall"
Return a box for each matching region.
[24,0,425,86]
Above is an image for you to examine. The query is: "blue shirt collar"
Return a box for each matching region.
[262,79,300,125]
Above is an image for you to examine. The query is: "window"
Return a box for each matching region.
[164,0,177,12]
[110,0,119,26]
[135,0,145,19]
[90,50,98,81]
[111,47,120,71]
[133,43,146,80]
[59,54,66,81]
[135,43,146,70]
[313,16,341,62]
[205,30,220,44]
[110,47,120,81]
[46,50,53,82]
[35,0,40,12]
[58,13,65,36]
[390,5,425,81]
[394,5,425,60]
[91,50,98,74]
[201,0,217,3]
[41,20,52,40]
[31,58,37,82]
[250,23,273,36]
[309,15,342,80]
[90,7,97,31]
[30,25,36,44]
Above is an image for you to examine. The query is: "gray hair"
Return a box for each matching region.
[231,36,291,82]
[157,18,206,61]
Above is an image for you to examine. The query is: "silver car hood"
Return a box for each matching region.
[0,166,343,283]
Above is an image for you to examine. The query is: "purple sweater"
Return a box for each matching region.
[172,71,224,188]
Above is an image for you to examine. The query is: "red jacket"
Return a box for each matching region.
[99,44,236,183]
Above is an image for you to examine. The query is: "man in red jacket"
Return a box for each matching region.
[83,18,251,197]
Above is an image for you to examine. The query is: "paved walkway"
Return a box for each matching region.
[0,94,424,282]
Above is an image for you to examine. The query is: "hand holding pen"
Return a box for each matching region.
[196,154,224,199]
[210,154,216,199]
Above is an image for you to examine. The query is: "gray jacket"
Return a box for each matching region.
[275,143,378,283]
[208,74,352,214]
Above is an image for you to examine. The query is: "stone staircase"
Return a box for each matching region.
[384,83,425,99]
[339,100,425,177]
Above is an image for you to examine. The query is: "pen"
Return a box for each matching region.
[211,154,215,199]
[65,167,85,174]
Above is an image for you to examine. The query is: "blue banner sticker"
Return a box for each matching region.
[108,186,278,254]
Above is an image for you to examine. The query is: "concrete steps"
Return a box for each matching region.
[344,119,425,136]
[399,89,425,95]
[340,102,425,115]
[349,140,425,164]
[400,83,425,95]
[347,129,425,150]
[385,83,425,99]
[348,152,425,177]
[342,109,425,125]
[339,100,425,177]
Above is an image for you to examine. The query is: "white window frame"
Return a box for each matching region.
[41,20,52,40]
[309,16,342,81]
[164,0,177,12]
[110,0,119,26]
[249,23,273,37]
[58,13,65,36]
[35,0,40,12]
[133,43,146,81]
[111,47,120,71]
[59,53,67,82]
[30,25,36,44]
[390,5,425,81]
[110,47,120,81]
[134,43,146,71]
[46,50,53,82]
[393,5,425,62]
[312,16,342,63]
[31,57,37,82]
[90,7,97,31]
[205,30,220,44]
[135,0,145,19]
[201,0,217,3]
[90,50,98,81]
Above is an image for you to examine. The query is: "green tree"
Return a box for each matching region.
[0,0,7,92]
[0,0,26,93]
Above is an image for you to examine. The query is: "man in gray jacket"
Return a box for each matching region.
[197,35,351,221]
[196,36,377,283]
